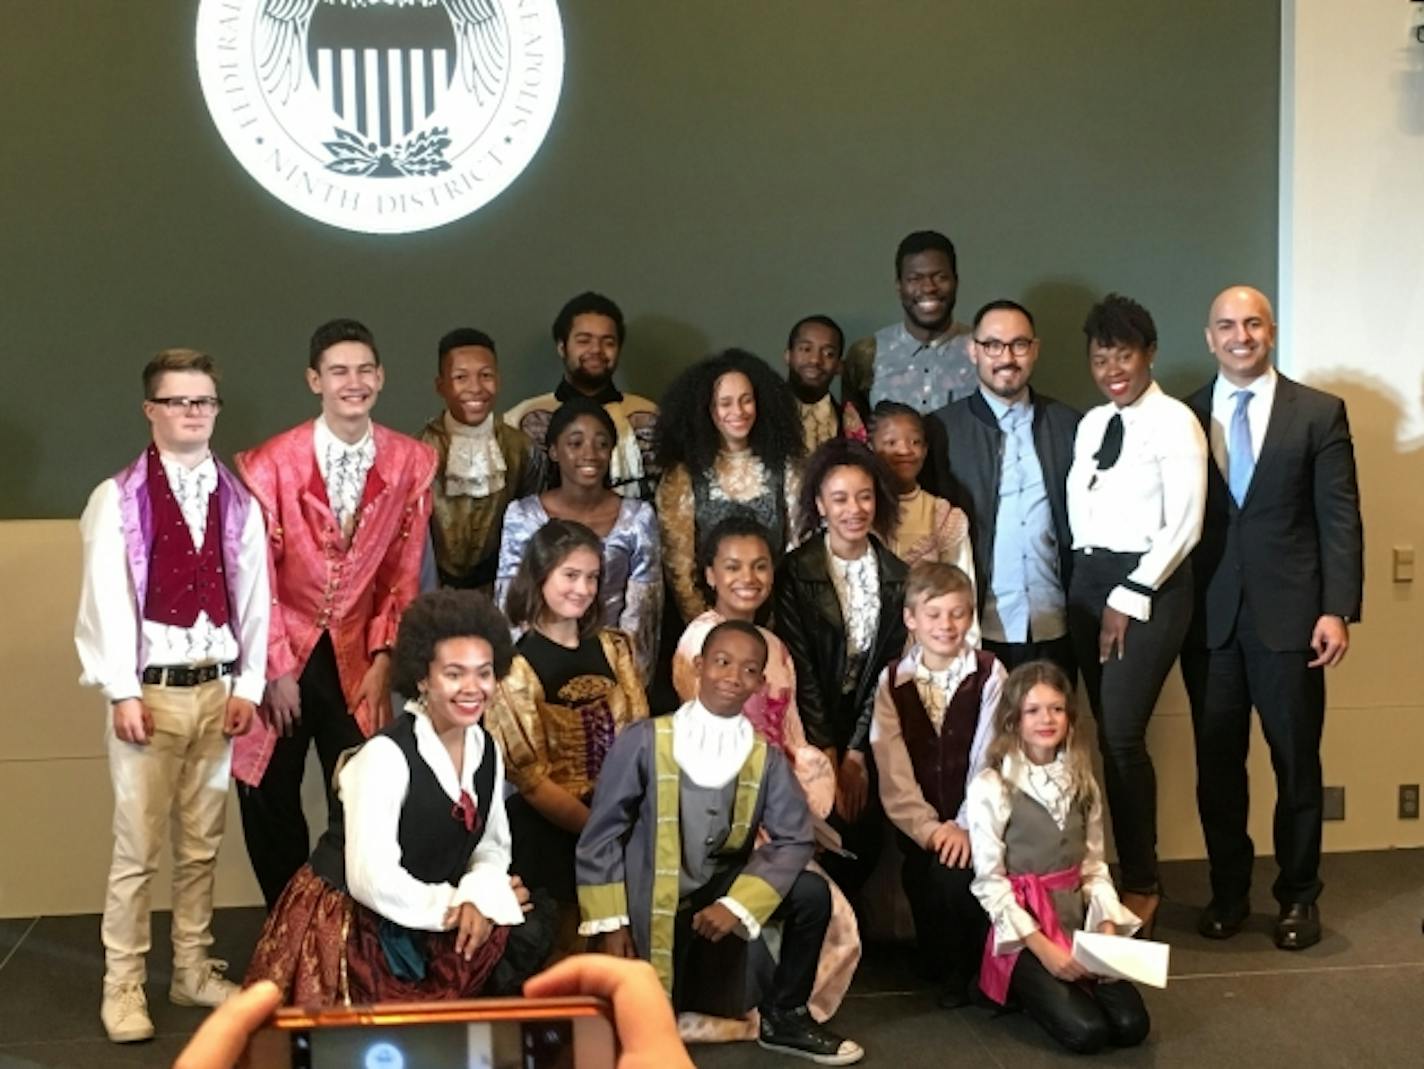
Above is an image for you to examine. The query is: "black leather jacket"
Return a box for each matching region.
[774,535,908,755]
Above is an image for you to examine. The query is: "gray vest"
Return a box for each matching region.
[678,774,739,897]
[1003,788,1088,933]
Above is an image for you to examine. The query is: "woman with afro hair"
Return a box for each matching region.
[654,349,806,624]
[244,589,554,1006]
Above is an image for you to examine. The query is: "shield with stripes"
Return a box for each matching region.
[307,0,456,165]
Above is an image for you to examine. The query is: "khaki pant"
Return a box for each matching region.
[102,676,231,986]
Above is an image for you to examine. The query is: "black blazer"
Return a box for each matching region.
[1185,374,1363,652]
[925,389,1080,616]
[774,535,908,755]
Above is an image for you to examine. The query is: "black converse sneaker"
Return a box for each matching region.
[757,1005,864,1065]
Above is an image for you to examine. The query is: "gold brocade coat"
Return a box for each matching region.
[484,629,649,801]
[418,414,542,589]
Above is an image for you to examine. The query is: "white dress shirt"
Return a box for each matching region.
[1066,382,1207,621]
[75,454,270,704]
[967,753,1140,954]
[340,700,525,932]
[1208,366,1277,478]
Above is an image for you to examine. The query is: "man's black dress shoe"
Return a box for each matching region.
[1198,898,1250,939]
[1274,902,1321,950]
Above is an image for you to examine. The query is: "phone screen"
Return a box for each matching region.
[293,1019,574,1069]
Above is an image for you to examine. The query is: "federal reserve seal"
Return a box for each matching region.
[196,0,564,234]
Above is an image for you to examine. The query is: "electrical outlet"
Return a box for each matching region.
[1400,784,1420,820]
[1322,786,1346,821]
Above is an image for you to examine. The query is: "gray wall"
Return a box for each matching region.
[0,1,1278,517]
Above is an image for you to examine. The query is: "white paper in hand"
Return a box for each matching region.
[1071,931,1170,988]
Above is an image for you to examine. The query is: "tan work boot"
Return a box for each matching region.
[101,982,155,1043]
[170,959,238,1007]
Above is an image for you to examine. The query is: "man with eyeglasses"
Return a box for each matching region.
[926,300,1079,677]
[76,348,271,1042]
[231,319,438,910]
[842,230,977,423]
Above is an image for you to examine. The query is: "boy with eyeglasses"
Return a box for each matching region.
[76,348,271,1043]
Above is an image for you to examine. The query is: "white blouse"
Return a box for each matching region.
[966,753,1140,955]
[339,701,526,932]
[826,536,881,664]
[1066,382,1207,622]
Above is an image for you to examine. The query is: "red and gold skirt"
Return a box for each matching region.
[245,865,511,1006]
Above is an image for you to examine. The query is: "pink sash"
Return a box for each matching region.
[978,866,1079,1005]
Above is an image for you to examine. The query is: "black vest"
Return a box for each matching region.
[309,713,497,892]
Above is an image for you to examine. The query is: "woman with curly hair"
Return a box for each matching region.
[244,590,554,1006]
[775,439,908,899]
[654,349,805,624]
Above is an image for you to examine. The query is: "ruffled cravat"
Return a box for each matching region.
[443,410,507,498]
[912,648,974,732]
[672,700,755,788]
[318,424,375,535]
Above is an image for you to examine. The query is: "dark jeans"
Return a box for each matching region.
[982,634,1077,682]
[1068,550,1192,895]
[238,633,367,908]
[899,833,987,985]
[1181,603,1326,907]
[672,869,831,1016]
[1009,950,1149,1054]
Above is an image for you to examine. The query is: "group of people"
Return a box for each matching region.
[75,228,1363,1060]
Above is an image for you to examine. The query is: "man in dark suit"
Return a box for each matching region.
[926,300,1080,677]
[1182,285,1363,951]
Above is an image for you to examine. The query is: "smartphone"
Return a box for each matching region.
[244,996,616,1069]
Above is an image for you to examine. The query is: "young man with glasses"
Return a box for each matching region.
[231,319,438,910]
[925,300,1080,677]
[76,348,271,1043]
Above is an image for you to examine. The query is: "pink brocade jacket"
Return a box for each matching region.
[230,420,438,786]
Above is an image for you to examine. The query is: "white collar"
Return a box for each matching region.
[314,416,374,458]
[444,409,496,440]
[404,697,487,801]
[672,699,754,789]
[1212,365,1277,406]
[157,451,216,485]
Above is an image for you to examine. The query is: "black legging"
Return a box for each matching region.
[1009,949,1150,1054]
[1068,550,1192,895]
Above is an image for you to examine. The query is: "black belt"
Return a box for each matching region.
[141,662,236,687]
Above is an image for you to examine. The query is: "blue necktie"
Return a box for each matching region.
[1228,389,1255,505]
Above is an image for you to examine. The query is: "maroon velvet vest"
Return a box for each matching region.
[890,649,997,822]
[142,447,232,629]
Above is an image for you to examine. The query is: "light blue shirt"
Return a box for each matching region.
[979,388,1067,644]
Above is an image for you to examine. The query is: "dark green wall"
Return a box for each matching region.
[0,1,1278,518]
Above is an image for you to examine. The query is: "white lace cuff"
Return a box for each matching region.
[577,915,630,937]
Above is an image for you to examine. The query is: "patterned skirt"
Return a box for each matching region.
[245,865,511,1006]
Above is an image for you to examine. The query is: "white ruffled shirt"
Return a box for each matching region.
[338,699,525,932]
[314,417,376,534]
[967,752,1140,955]
[442,410,507,498]
[825,535,880,666]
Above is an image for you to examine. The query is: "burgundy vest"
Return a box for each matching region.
[142,447,232,629]
[890,650,997,822]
